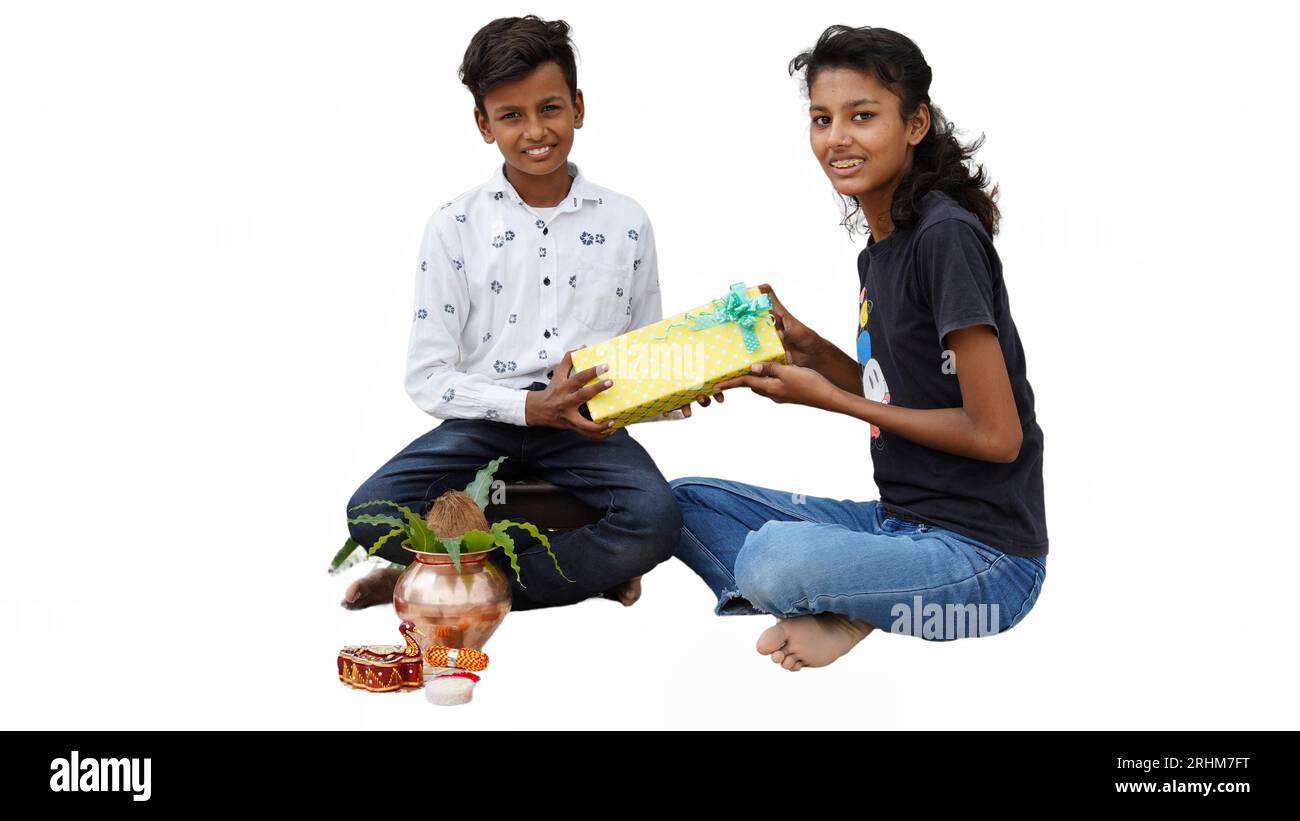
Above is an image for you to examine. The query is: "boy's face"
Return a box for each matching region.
[474,61,584,182]
[807,67,929,204]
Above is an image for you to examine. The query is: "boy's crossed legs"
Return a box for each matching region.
[345,419,681,611]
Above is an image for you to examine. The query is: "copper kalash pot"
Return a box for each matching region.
[393,547,511,661]
[392,488,512,662]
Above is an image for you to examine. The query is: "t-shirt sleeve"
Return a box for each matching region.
[912,218,999,346]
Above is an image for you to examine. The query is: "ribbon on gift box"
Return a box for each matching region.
[651,282,774,353]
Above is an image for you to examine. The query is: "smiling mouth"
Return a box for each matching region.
[830,158,864,168]
[524,145,556,157]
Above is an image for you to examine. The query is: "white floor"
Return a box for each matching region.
[5,2,1298,731]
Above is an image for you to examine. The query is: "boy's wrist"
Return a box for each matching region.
[523,391,542,427]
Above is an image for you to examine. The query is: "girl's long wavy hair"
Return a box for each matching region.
[790,25,1000,238]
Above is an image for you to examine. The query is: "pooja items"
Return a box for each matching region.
[395,549,511,657]
[337,621,424,692]
[339,457,569,658]
[424,645,490,672]
[425,672,480,706]
[571,283,786,429]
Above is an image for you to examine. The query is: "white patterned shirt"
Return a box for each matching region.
[406,163,662,426]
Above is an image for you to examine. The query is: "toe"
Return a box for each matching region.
[620,576,643,606]
[770,650,786,664]
[756,621,788,655]
[340,583,362,609]
[601,576,643,607]
[782,655,800,670]
[790,661,803,672]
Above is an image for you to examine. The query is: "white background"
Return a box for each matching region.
[3,0,1298,730]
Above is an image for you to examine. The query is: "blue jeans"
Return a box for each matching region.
[670,477,1046,640]
[349,420,681,611]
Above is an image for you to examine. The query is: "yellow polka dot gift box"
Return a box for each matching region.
[571,283,787,430]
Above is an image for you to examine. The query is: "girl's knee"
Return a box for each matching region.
[733,521,805,612]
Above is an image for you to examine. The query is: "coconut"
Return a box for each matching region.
[424,489,490,538]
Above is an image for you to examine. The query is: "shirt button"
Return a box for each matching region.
[544,330,551,338]
[543,277,551,286]
[547,370,554,379]
[543,227,548,235]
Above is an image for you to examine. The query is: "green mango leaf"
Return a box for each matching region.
[329,537,362,574]
[439,536,464,572]
[461,529,497,553]
[366,528,405,558]
[491,528,525,586]
[464,456,508,510]
[402,508,434,553]
[350,499,425,554]
[496,519,572,582]
[347,499,414,515]
[346,513,404,529]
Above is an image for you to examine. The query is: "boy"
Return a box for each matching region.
[343,15,680,611]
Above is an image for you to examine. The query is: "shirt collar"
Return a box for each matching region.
[487,161,599,211]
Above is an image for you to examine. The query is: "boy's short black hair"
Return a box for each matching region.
[459,16,579,113]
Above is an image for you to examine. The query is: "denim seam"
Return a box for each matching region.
[531,456,617,512]
[679,523,738,588]
[672,478,820,524]
[925,528,1004,564]
[1009,566,1044,625]
[791,553,1009,611]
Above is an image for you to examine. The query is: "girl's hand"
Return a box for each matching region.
[758,283,824,368]
[665,392,725,419]
[714,361,838,409]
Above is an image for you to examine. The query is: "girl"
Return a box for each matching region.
[671,25,1047,670]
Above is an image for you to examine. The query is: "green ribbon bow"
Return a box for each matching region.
[651,282,773,353]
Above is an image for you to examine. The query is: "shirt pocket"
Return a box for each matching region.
[575,261,632,334]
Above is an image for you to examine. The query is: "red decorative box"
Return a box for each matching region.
[338,621,424,693]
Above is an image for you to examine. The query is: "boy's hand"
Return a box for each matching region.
[525,351,617,441]
[714,361,838,410]
[758,283,825,368]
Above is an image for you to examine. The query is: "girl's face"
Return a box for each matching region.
[808,67,929,205]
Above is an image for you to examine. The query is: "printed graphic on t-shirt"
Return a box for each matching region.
[857,286,891,447]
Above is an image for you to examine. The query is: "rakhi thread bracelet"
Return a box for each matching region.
[424,645,489,671]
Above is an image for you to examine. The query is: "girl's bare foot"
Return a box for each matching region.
[601,575,642,607]
[341,565,403,610]
[756,614,875,671]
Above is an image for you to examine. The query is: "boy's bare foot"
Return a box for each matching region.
[756,614,875,671]
[341,565,403,610]
[600,575,642,607]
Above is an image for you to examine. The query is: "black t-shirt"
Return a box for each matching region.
[856,190,1047,556]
